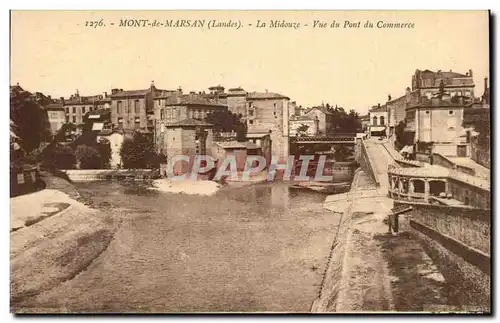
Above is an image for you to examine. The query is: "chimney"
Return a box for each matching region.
[151,80,155,89]
[104,92,108,98]
[377,103,381,108]
[265,89,268,93]
[484,77,488,91]
[469,69,473,77]
[111,88,119,95]
[177,86,182,94]
[388,94,392,101]
[60,97,65,104]
[47,95,51,101]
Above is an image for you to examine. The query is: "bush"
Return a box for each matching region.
[75,145,102,169]
[97,138,111,169]
[120,132,159,169]
[44,145,77,170]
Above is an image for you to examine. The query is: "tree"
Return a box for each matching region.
[42,144,77,170]
[297,124,310,136]
[120,132,159,169]
[10,87,51,153]
[75,145,102,169]
[205,110,245,133]
[394,120,414,151]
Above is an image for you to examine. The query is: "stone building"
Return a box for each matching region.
[45,102,66,135]
[304,106,333,135]
[245,91,290,160]
[63,91,111,125]
[368,104,387,137]
[163,119,214,174]
[155,90,227,152]
[411,69,475,100]
[405,95,470,158]
[109,82,164,132]
[289,115,319,136]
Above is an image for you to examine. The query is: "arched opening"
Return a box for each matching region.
[429,180,446,196]
[413,179,425,193]
[380,116,385,126]
[372,116,378,126]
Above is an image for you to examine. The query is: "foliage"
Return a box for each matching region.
[75,145,102,169]
[205,110,245,133]
[10,88,52,153]
[394,120,415,151]
[297,124,310,136]
[120,132,159,169]
[43,144,77,170]
[333,145,350,162]
[325,105,362,133]
[97,138,112,168]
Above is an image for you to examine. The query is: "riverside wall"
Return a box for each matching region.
[395,200,491,311]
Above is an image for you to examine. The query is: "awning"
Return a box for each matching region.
[88,115,101,119]
[370,126,386,132]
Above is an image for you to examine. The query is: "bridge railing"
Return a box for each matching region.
[359,139,380,187]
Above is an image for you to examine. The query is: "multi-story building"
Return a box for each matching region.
[62,91,111,125]
[163,118,214,174]
[289,115,319,136]
[304,106,333,135]
[109,82,165,132]
[386,89,417,139]
[411,69,475,100]
[405,95,470,158]
[368,104,388,137]
[245,91,290,159]
[155,91,228,152]
[45,103,66,135]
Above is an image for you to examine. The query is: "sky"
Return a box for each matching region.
[10,10,490,115]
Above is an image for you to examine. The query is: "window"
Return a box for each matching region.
[66,107,69,114]
[82,107,86,114]
[248,102,253,108]
[134,100,140,114]
[118,117,123,129]
[248,109,254,116]
[380,116,385,126]
[117,101,123,114]
[425,111,430,114]
[372,116,378,126]
[249,120,254,125]
[72,107,76,113]
[72,116,76,123]
[449,110,454,115]
[160,109,164,120]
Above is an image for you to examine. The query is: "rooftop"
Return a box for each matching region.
[165,118,213,127]
[305,106,333,115]
[418,69,470,79]
[247,92,290,100]
[369,105,387,113]
[110,89,151,98]
[163,93,227,107]
[45,103,64,111]
[291,115,315,121]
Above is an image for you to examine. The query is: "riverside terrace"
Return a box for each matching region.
[387,163,490,209]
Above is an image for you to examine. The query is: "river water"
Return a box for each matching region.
[29,181,345,313]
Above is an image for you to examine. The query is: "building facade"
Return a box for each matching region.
[163,119,214,174]
[63,91,111,125]
[405,96,469,157]
[245,91,290,159]
[411,69,475,99]
[289,115,319,136]
[304,106,333,135]
[109,83,160,132]
[368,104,388,137]
[45,103,66,135]
[155,91,228,152]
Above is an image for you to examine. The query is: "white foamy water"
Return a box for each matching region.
[149,178,222,196]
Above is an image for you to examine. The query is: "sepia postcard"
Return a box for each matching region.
[9,10,491,314]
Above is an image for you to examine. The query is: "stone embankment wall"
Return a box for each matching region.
[63,169,158,182]
[395,201,490,310]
